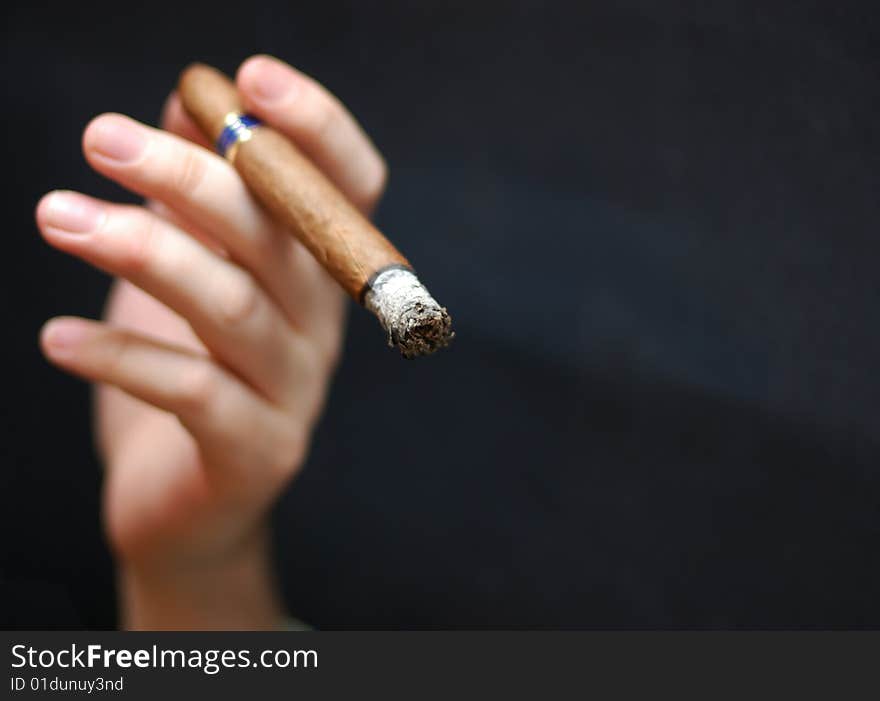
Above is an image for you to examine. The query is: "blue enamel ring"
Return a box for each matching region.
[216,112,261,162]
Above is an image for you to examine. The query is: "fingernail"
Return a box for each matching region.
[41,192,105,235]
[88,116,148,163]
[41,318,88,355]
[245,58,298,103]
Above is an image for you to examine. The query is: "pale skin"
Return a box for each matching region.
[35,55,387,629]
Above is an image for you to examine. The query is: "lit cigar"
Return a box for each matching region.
[178,63,453,358]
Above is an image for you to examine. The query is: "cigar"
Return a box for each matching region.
[177,63,453,358]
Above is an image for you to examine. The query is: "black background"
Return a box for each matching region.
[2,1,879,629]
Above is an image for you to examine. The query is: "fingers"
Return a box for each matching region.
[95,279,206,449]
[36,190,318,409]
[82,113,340,341]
[40,317,303,481]
[82,114,275,283]
[236,54,387,214]
[41,316,245,426]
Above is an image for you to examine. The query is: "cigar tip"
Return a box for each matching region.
[364,267,454,358]
[394,303,454,359]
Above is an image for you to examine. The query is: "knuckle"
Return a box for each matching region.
[305,96,340,143]
[177,362,219,411]
[105,332,135,377]
[322,329,345,373]
[250,226,284,265]
[269,426,307,479]
[118,209,160,274]
[217,272,261,326]
[307,331,336,379]
[170,146,209,198]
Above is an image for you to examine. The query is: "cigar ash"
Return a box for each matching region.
[363,266,454,358]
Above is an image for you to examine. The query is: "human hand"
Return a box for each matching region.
[36,55,387,629]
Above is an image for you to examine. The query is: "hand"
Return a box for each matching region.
[36,56,387,629]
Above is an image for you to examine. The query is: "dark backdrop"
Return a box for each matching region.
[3,1,879,629]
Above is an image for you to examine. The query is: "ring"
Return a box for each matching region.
[216,112,261,162]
